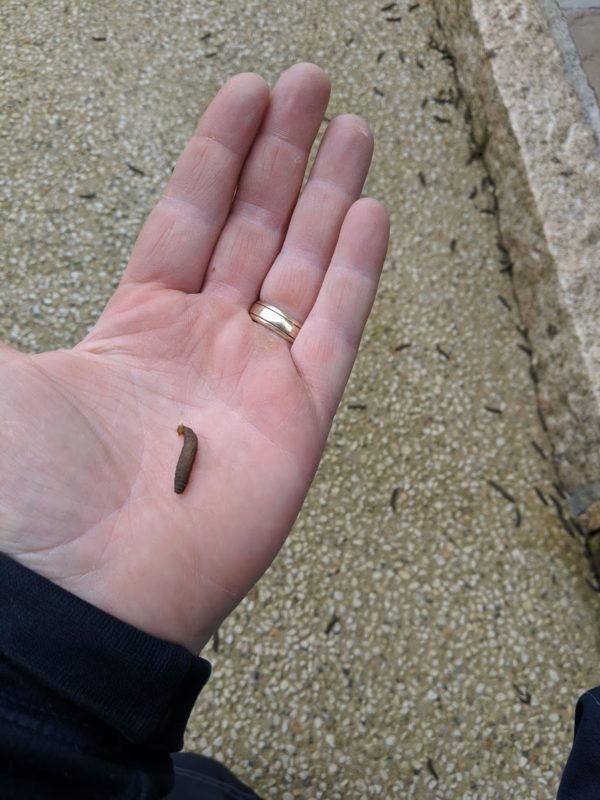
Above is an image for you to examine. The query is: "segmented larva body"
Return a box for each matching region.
[174,424,198,494]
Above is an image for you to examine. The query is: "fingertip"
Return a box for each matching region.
[194,71,271,143]
[273,63,331,112]
[353,196,390,233]
[222,71,270,101]
[328,113,373,143]
[265,63,331,146]
[342,198,391,267]
[281,61,330,89]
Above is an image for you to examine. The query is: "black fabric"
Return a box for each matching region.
[0,552,211,799]
[557,686,600,799]
[169,754,261,799]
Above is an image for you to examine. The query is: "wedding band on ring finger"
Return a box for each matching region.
[249,301,302,344]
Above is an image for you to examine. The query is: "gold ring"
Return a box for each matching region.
[249,301,301,344]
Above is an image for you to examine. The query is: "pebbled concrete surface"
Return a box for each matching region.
[2,1,600,797]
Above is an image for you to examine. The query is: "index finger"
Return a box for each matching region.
[122,72,270,292]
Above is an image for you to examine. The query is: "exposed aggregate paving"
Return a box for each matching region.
[2,1,600,797]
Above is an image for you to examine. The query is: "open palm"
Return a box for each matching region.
[0,64,388,654]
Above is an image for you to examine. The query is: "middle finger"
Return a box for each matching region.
[201,62,330,302]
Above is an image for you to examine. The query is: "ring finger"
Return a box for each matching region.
[256,113,374,329]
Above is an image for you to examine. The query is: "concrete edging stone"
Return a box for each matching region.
[434,0,600,541]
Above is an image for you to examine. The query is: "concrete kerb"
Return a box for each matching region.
[434,0,600,574]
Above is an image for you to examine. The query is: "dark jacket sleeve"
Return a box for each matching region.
[558,686,600,799]
[0,553,211,799]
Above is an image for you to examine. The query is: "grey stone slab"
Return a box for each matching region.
[540,0,600,139]
[2,1,599,798]
[558,1,600,8]
[566,10,600,102]
[434,1,600,509]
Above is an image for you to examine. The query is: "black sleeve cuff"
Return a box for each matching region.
[0,553,211,752]
[558,686,600,799]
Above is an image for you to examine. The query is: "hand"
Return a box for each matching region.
[0,63,389,654]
